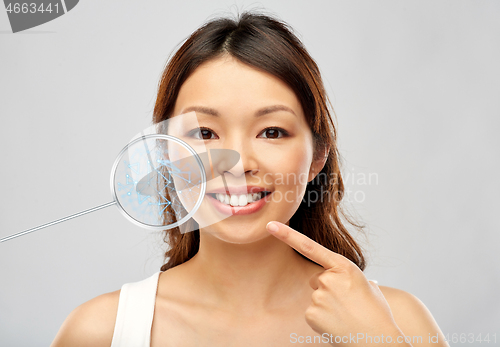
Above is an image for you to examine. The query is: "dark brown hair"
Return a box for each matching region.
[154,11,367,271]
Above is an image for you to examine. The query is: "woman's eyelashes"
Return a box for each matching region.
[189,127,290,140]
[193,127,217,140]
[260,127,290,139]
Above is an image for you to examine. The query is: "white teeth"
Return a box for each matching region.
[238,194,247,206]
[214,192,264,206]
[230,195,239,206]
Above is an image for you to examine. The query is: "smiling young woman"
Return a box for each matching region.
[51,11,449,347]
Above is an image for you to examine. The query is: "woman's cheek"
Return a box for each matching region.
[272,172,310,211]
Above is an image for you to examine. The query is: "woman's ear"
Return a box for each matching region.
[308,144,330,182]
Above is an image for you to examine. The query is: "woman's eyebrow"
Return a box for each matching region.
[183,106,219,116]
[256,105,297,118]
[182,105,297,118]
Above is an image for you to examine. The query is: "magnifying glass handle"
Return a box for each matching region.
[0,201,117,243]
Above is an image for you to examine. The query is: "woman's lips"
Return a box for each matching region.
[206,192,273,215]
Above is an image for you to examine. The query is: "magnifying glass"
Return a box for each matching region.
[0,134,206,243]
[0,112,244,243]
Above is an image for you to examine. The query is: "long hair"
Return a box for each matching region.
[154,11,367,271]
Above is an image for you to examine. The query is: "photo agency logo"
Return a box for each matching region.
[3,0,79,33]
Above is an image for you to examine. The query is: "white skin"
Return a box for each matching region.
[150,55,449,346]
[50,54,449,347]
[150,54,330,344]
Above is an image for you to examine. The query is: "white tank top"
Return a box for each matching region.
[110,271,162,347]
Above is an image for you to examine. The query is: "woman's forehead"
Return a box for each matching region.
[173,56,304,118]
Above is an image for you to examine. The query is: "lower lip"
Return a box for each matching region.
[207,192,273,216]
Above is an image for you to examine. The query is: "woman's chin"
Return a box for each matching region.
[200,224,271,245]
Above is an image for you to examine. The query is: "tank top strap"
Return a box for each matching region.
[111,271,161,347]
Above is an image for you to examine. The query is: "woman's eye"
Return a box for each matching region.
[190,127,217,140]
[259,127,289,139]
[189,127,288,140]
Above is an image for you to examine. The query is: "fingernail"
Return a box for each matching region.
[267,222,279,233]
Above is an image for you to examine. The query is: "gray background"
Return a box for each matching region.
[1,0,499,345]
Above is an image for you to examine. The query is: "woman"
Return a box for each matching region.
[52,12,449,346]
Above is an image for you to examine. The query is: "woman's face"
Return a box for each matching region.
[171,55,323,244]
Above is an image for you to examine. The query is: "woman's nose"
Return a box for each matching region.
[214,138,259,178]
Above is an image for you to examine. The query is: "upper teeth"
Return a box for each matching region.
[215,192,263,206]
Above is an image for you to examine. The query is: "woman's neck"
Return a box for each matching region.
[181,230,318,314]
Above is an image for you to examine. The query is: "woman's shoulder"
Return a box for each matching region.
[50,289,121,347]
[378,285,446,343]
[378,284,431,318]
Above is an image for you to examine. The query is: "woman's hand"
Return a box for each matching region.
[266,221,410,346]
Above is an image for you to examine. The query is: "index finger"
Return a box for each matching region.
[266,221,346,270]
